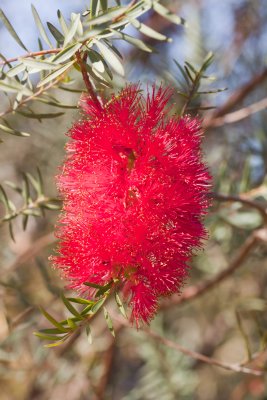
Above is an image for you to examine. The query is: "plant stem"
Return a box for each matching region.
[75,51,102,108]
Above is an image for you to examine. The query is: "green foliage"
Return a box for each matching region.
[0,169,61,240]
[174,53,227,114]
[0,0,185,136]
[35,279,128,346]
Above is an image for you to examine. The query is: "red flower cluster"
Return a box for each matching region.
[52,85,211,325]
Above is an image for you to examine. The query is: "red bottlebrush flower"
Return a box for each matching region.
[51,85,211,325]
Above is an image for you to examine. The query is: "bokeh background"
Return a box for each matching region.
[1,0,267,399]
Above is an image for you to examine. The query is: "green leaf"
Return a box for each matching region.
[9,221,15,242]
[81,303,94,316]
[86,63,113,88]
[0,123,30,137]
[88,49,113,79]
[57,10,68,35]
[88,7,127,26]
[86,325,92,344]
[0,9,28,51]
[103,307,115,337]
[67,318,77,329]
[131,18,170,41]
[33,332,66,341]
[100,0,108,11]
[115,292,127,318]
[22,58,57,71]
[152,2,186,26]
[67,297,94,305]
[22,172,31,205]
[63,13,81,46]
[202,51,214,71]
[39,307,70,332]
[103,39,123,59]
[184,65,195,83]
[47,22,64,44]
[84,281,105,289]
[39,328,67,334]
[95,40,124,76]
[61,293,82,318]
[22,214,28,230]
[4,181,22,194]
[31,5,53,48]
[17,110,64,119]
[52,42,82,64]
[37,60,75,87]
[0,185,10,210]
[37,167,44,195]
[197,88,227,95]
[0,80,33,96]
[116,31,154,53]
[90,0,100,17]
[36,98,78,109]
[91,296,106,313]
[6,63,26,78]
[40,200,61,210]
[184,61,198,75]
[44,340,67,348]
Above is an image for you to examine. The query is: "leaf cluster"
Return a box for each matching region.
[0,169,61,240]
[35,280,127,347]
[0,1,185,136]
[174,53,227,114]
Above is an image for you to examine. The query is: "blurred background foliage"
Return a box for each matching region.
[1,0,267,399]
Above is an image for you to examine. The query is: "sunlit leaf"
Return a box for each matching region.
[17,110,64,119]
[31,5,53,48]
[37,60,75,87]
[57,10,68,35]
[6,63,26,77]
[103,307,115,337]
[67,297,94,305]
[0,9,28,51]
[39,307,70,332]
[0,123,30,137]
[22,58,57,71]
[90,0,100,17]
[61,293,82,318]
[33,332,66,341]
[88,7,126,25]
[0,79,33,96]
[52,42,82,64]
[152,2,186,26]
[91,296,106,313]
[47,22,64,44]
[86,325,92,344]
[131,18,170,41]
[116,31,154,53]
[115,292,127,318]
[95,40,124,76]
[100,0,108,11]
[64,13,81,46]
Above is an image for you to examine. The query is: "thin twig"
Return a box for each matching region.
[75,51,102,108]
[113,314,264,376]
[204,67,267,128]
[213,192,267,224]
[0,49,61,66]
[144,328,264,376]
[0,196,60,227]
[0,75,67,118]
[205,97,267,128]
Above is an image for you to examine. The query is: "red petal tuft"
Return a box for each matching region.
[51,85,211,325]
